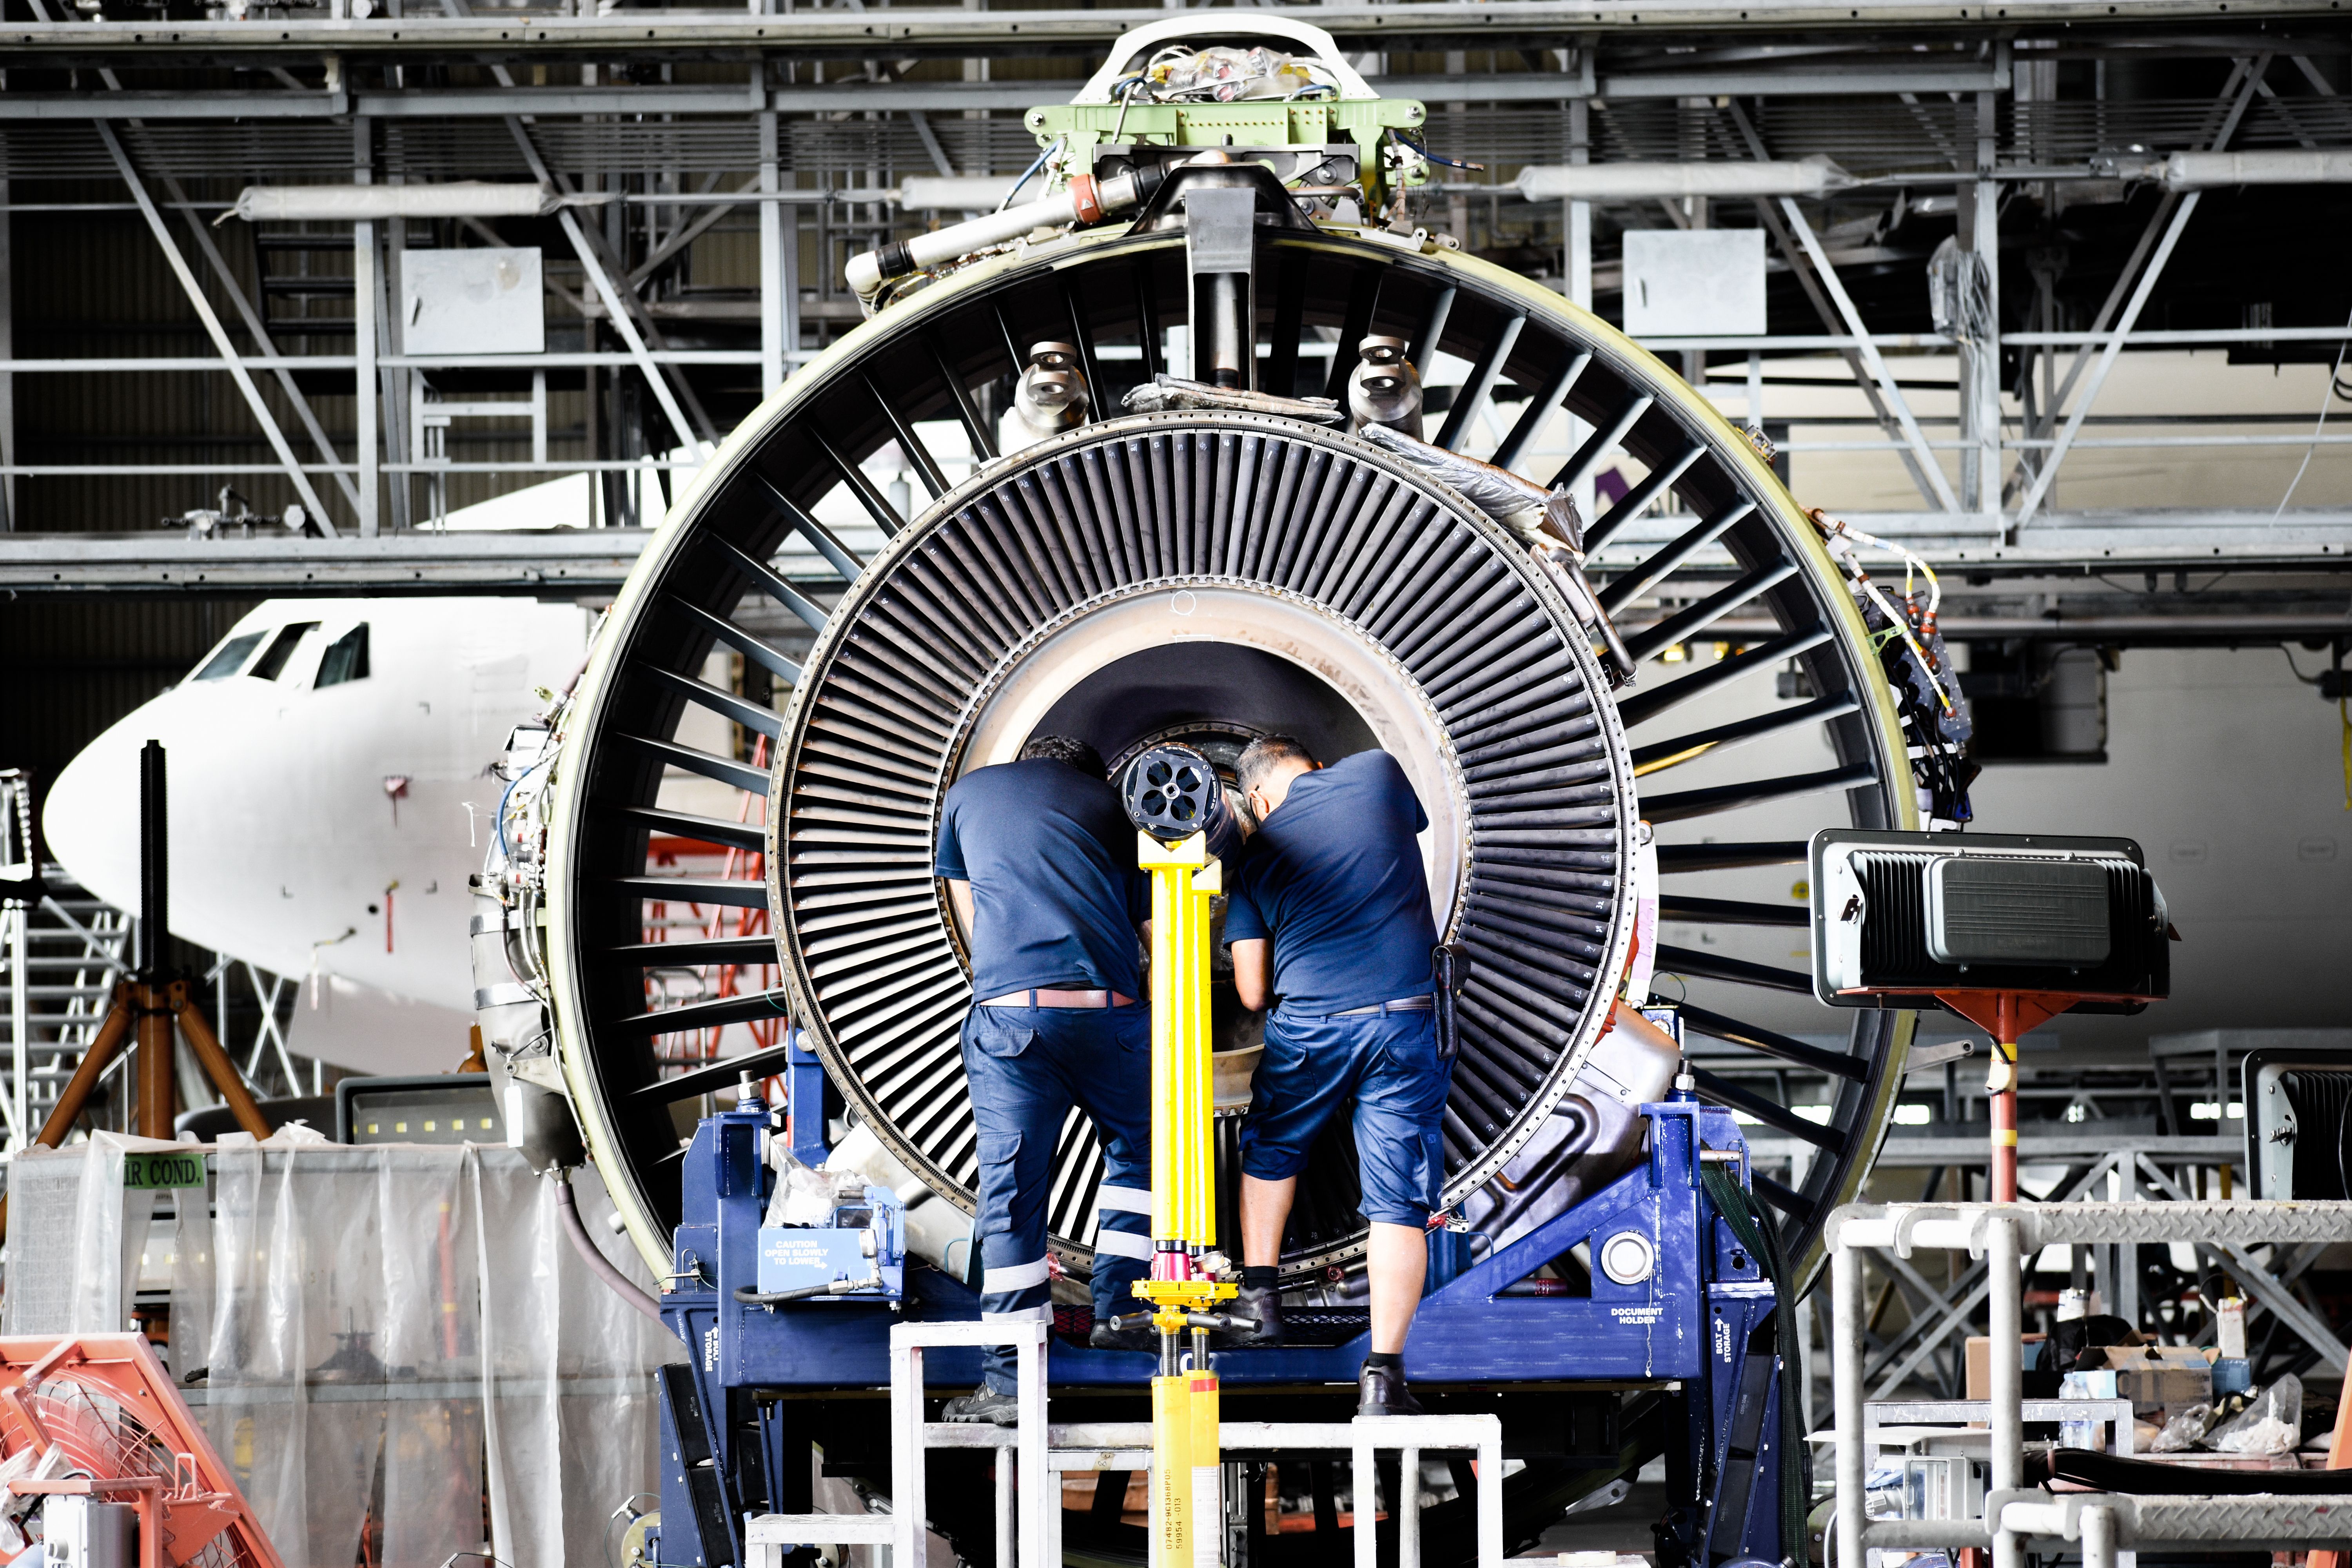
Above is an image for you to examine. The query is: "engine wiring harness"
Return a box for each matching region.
[1810,507,1978,829]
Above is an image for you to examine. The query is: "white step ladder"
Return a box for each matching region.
[744,1319,1506,1568]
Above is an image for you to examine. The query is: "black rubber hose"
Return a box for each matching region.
[733,1282,835,1306]
[1700,1163,1808,1565]
[553,1171,670,1327]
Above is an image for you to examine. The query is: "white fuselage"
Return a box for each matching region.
[44,597,595,1012]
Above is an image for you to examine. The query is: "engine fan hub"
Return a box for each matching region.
[767,411,1637,1278]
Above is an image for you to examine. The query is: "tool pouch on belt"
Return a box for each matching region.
[1431,943,1472,1063]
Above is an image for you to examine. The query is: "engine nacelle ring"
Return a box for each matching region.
[534,223,1917,1288]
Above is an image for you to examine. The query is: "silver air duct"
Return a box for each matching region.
[845,165,1166,302]
[1514,158,1849,202]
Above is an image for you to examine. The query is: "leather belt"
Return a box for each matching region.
[979,988,1138,1009]
[1329,994,1436,1017]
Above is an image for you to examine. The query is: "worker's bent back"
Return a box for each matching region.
[1223,749,1437,1016]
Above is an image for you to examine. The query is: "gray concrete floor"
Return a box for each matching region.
[1521,1482,1666,1561]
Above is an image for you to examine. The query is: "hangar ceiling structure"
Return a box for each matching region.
[2,0,2351,587]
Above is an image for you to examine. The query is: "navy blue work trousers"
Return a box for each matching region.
[1239,1004,1450,1227]
[960,1003,1153,1394]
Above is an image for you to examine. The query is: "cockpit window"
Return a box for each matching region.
[248,622,321,682]
[315,624,370,688]
[191,631,267,681]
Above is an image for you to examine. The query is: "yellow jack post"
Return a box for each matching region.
[1132,827,1235,1568]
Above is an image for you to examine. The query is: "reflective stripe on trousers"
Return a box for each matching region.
[960,1002,1152,1392]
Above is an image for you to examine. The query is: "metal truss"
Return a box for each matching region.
[0,527,662,592]
[2,2,2351,580]
[1823,1138,2352,1413]
[0,1,2343,60]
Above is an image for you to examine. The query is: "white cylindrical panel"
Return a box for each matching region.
[898,176,1013,211]
[1516,160,1844,202]
[905,189,1084,269]
[2165,150,2352,188]
[233,181,554,222]
[846,187,1085,298]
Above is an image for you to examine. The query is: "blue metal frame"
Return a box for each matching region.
[651,1078,1791,1568]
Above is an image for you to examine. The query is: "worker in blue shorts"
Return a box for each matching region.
[1221,735,1448,1417]
[933,735,1156,1425]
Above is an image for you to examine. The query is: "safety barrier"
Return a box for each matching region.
[1828,1201,2352,1568]
[742,1319,1506,1568]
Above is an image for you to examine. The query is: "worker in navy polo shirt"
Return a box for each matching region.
[933,734,1156,1425]
[1221,735,1446,1417]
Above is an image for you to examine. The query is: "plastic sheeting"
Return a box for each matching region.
[7,1138,678,1568]
[4,1132,187,1341]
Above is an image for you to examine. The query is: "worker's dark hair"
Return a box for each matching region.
[1235,735,1318,798]
[1020,734,1108,781]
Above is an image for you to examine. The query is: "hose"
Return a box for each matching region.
[845,163,1164,301]
[1699,1161,1808,1565]
[733,1269,885,1307]
[733,1283,833,1305]
[553,1171,670,1327]
[996,134,1064,213]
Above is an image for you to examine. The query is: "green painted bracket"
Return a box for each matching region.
[1025,96,1432,197]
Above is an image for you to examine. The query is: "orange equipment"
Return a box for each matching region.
[0,1334,282,1568]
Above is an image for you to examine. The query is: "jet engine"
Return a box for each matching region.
[486,12,1931,1350]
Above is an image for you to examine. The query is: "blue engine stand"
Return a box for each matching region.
[647,1044,1800,1568]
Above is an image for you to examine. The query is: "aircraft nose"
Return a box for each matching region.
[43,710,152,915]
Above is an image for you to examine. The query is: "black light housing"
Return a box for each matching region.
[1808,829,2172,1014]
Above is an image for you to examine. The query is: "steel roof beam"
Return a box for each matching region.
[1,2,2345,60]
[0,61,2035,118]
[2014,54,2272,524]
[94,121,336,532]
[0,529,662,593]
[156,166,367,521]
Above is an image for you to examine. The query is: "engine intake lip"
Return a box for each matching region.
[538,226,1918,1290]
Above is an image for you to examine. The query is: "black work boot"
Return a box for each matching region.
[1216,1284,1284,1348]
[942,1386,1023,1425]
[1357,1359,1424,1417]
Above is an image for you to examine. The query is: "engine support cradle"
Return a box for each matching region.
[646,1086,1793,1568]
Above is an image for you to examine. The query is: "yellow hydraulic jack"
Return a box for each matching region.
[1116,747,1251,1568]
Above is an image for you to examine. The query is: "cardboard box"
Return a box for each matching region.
[2078,1345,2212,1412]
[1964,1334,2048,1400]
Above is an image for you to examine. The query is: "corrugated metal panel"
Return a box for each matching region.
[0,123,358,181]
[12,202,310,535]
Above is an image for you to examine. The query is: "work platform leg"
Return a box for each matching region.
[878,1319,1051,1568]
[1397,1446,1420,1568]
[996,1448,1015,1568]
[889,1335,930,1568]
[1351,1436,1376,1568]
[1018,1328,1047,1568]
